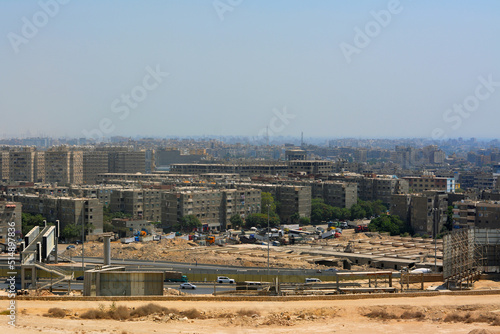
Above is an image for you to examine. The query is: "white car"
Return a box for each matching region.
[180,283,196,289]
[217,276,235,284]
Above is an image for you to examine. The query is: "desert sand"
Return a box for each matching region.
[3,293,500,334]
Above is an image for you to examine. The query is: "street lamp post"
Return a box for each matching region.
[267,204,270,276]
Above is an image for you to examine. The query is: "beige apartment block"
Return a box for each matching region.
[9,147,35,182]
[45,147,83,185]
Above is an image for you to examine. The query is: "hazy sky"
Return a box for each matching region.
[1,0,499,140]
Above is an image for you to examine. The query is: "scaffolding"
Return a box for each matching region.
[443,228,483,289]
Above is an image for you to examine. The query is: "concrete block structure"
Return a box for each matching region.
[8,147,35,182]
[453,200,500,228]
[161,187,261,231]
[45,147,83,185]
[391,191,448,236]
[12,194,103,235]
[83,267,164,296]
[110,189,162,222]
[0,201,22,243]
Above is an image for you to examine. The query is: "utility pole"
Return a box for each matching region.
[267,204,270,276]
[81,202,85,273]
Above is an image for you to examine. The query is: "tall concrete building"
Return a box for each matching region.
[287,160,333,175]
[403,175,455,193]
[34,151,45,183]
[311,181,357,209]
[453,200,500,229]
[391,191,448,236]
[12,194,103,235]
[251,184,311,223]
[109,188,162,222]
[0,151,9,182]
[107,149,146,174]
[45,147,83,185]
[161,188,261,232]
[82,150,109,184]
[9,147,35,182]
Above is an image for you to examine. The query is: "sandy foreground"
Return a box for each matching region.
[3,293,500,334]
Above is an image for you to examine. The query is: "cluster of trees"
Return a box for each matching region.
[368,215,411,236]
[241,192,280,228]
[21,213,93,240]
[311,199,388,223]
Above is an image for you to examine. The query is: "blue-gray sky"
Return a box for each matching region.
[1,0,499,140]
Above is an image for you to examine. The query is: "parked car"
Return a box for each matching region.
[180,283,196,289]
[66,245,75,250]
[76,276,84,280]
[324,268,339,272]
[217,276,235,284]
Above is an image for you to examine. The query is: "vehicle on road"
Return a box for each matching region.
[180,283,196,289]
[324,268,338,272]
[217,276,235,284]
[76,276,84,280]
[305,278,322,283]
[164,271,188,282]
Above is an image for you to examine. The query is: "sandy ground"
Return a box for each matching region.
[3,294,500,334]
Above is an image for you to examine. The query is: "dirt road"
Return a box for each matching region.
[3,294,500,333]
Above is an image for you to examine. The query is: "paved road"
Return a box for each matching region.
[5,280,235,295]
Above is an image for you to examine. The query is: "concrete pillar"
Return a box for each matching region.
[103,236,111,266]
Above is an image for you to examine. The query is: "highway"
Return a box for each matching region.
[0,280,235,295]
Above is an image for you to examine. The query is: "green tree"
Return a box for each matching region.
[290,212,301,224]
[299,216,310,225]
[174,215,202,232]
[61,223,80,239]
[261,192,277,214]
[349,204,366,220]
[368,215,410,236]
[230,214,243,228]
[22,213,46,235]
[245,213,280,228]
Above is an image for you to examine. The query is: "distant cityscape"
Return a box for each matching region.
[2,135,500,243]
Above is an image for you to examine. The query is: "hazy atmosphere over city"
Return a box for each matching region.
[1,0,499,140]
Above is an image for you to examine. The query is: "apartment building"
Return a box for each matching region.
[107,149,146,174]
[403,175,455,193]
[110,188,162,222]
[0,151,9,182]
[287,160,333,175]
[45,147,83,185]
[391,191,448,235]
[9,147,35,182]
[0,201,22,242]
[453,200,500,228]
[12,194,103,235]
[82,150,109,184]
[161,188,261,231]
[249,184,311,223]
[309,181,357,209]
[329,173,408,204]
[170,162,288,176]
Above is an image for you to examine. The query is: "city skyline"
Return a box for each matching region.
[1,1,499,139]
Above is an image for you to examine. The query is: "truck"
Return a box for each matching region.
[164,271,188,282]
[355,225,369,233]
